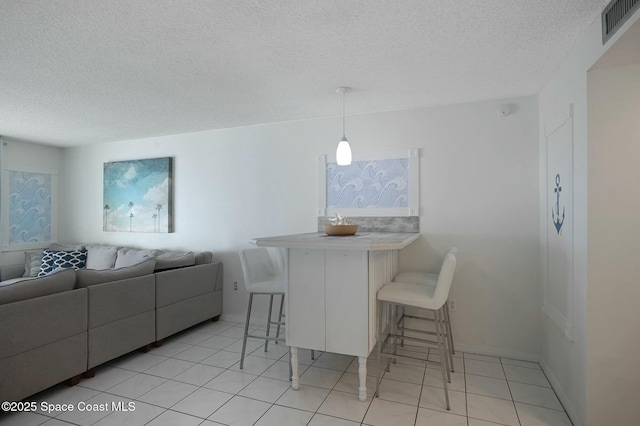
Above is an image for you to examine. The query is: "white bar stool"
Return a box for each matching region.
[238,248,287,369]
[393,247,458,361]
[238,247,314,373]
[375,251,457,410]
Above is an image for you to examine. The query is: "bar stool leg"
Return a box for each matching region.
[240,293,254,369]
[444,301,455,354]
[375,300,384,397]
[435,309,450,410]
[275,294,285,345]
[265,294,274,352]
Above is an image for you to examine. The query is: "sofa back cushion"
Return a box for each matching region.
[194,251,213,265]
[155,251,196,271]
[114,248,159,269]
[76,258,156,287]
[0,268,76,305]
[38,249,87,277]
[85,245,119,270]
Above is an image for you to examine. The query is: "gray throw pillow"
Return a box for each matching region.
[0,269,76,305]
[76,258,156,287]
[23,249,44,277]
[85,245,119,270]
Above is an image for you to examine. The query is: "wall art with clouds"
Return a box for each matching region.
[103,157,173,233]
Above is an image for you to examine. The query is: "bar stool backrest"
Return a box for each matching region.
[431,253,457,310]
[239,248,281,291]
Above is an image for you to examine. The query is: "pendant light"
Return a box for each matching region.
[335,87,352,165]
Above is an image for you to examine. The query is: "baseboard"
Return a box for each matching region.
[539,358,583,426]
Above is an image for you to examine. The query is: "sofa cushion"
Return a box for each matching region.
[0,268,76,305]
[23,249,44,277]
[194,251,213,265]
[85,245,119,270]
[76,258,156,287]
[114,248,158,269]
[49,242,85,251]
[155,251,196,271]
[38,249,87,277]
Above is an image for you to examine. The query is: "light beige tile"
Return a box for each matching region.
[415,408,467,426]
[467,393,519,426]
[144,358,196,379]
[253,405,313,426]
[510,381,563,411]
[207,395,271,426]
[504,365,550,387]
[317,390,372,423]
[308,413,361,426]
[106,373,166,399]
[363,399,418,426]
[146,410,202,426]
[276,385,330,412]
[92,401,165,426]
[516,402,572,426]
[203,369,257,394]
[424,367,466,392]
[173,364,225,386]
[464,359,505,379]
[173,346,218,363]
[376,378,422,406]
[237,376,291,403]
[299,367,343,389]
[465,374,512,400]
[419,386,466,416]
[171,387,232,419]
[464,353,501,363]
[137,380,198,408]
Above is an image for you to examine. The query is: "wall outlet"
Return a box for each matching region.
[233,281,238,291]
[448,299,456,311]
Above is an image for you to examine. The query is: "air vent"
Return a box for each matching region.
[602,0,640,43]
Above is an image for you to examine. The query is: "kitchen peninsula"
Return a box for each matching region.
[255,231,419,401]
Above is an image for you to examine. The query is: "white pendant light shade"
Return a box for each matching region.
[336,137,352,165]
[335,87,352,166]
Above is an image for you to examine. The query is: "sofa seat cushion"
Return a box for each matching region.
[76,258,156,287]
[155,251,196,271]
[114,248,159,268]
[85,245,119,270]
[0,269,76,305]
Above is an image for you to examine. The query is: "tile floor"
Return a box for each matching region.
[0,321,572,426]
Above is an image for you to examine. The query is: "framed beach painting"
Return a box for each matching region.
[103,157,173,233]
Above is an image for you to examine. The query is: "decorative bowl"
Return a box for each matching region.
[324,224,358,236]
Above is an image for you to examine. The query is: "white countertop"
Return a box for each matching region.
[254,232,420,251]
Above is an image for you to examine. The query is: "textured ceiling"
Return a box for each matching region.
[0,0,610,147]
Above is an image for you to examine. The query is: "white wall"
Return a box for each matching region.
[587,63,640,426]
[58,96,541,358]
[538,12,640,426]
[0,137,63,266]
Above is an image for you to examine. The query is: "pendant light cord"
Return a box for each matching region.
[342,91,346,138]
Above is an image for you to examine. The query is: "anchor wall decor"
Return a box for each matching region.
[551,173,565,235]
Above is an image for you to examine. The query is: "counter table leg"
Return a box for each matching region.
[291,346,300,390]
[358,356,367,401]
